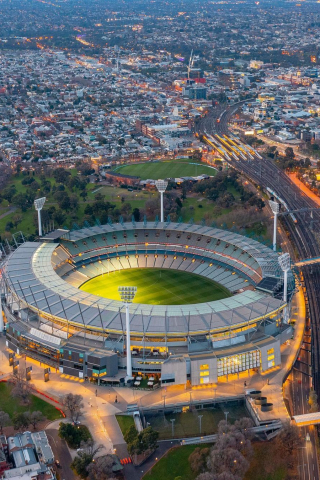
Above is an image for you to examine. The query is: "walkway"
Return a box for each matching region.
[0,284,305,460]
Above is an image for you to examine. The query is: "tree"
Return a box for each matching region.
[0,411,10,433]
[305,157,312,169]
[59,422,91,449]
[13,412,29,431]
[275,422,302,467]
[125,426,158,457]
[192,418,254,480]
[207,447,249,480]
[140,426,159,452]
[71,439,104,478]
[71,452,93,478]
[285,147,295,160]
[9,370,32,404]
[132,207,140,221]
[28,411,45,430]
[62,393,84,422]
[53,209,66,226]
[53,168,71,184]
[120,202,132,216]
[189,447,210,474]
[86,454,115,480]
[124,425,137,445]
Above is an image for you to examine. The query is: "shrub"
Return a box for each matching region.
[58,422,91,449]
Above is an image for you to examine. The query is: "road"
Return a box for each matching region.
[46,428,74,480]
[197,104,320,480]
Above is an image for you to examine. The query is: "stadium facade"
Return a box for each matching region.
[1,221,294,387]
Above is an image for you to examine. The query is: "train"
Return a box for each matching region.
[266,187,298,224]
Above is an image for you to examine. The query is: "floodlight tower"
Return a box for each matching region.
[34,197,46,237]
[269,199,281,252]
[118,286,137,380]
[278,253,291,323]
[155,179,168,222]
[278,253,290,303]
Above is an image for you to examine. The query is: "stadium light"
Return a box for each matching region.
[34,197,46,237]
[155,179,168,222]
[118,286,137,380]
[269,199,281,252]
[278,253,290,323]
[278,253,290,303]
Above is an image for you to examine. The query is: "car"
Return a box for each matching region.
[72,420,81,425]
[306,433,311,441]
[55,460,62,468]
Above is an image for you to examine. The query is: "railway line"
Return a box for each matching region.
[201,107,320,389]
[197,106,320,479]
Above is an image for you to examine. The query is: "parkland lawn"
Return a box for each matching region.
[0,382,62,421]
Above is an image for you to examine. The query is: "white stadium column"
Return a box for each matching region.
[155,180,168,223]
[269,199,281,252]
[118,286,137,381]
[34,197,46,237]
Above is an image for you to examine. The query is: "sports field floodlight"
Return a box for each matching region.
[269,199,281,252]
[278,253,290,303]
[155,179,168,222]
[118,286,137,379]
[34,197,46,237]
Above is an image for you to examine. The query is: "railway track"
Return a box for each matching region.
[198,106,320,395]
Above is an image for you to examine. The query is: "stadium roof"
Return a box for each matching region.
[3,222,286,336]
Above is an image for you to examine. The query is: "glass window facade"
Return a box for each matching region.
[217,350,261,376]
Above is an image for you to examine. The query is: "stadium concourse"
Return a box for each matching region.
[1,220,295,390]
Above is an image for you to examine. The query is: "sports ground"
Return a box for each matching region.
[112,160,216,180]
[80,268,231,305]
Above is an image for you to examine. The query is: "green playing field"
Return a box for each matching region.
[112,160,216,180]
[79,268,231,305]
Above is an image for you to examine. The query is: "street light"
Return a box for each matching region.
[34,197,46,237]
[198,415,203,435]
[118,286,137,381]
[170,419,176,437]
[269,199,280,252]
[155,179,168,222]
[279,253,291,323]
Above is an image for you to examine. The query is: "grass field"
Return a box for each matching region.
[144,444,212,480]
[80,268,231,305]
[112,160,217,180]
[116,415,135,436]
[0,382,62,421]
[145,403,248,440]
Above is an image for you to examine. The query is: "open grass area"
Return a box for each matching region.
[0,382,63,421]
[144,445,212,480]
[145,403,248,440]
[80,268,231,305]
[145,437,289,480]
[112,160,217,180]
[116,415,135,436]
